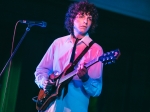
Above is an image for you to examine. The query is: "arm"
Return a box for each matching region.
[83,61,103,97]
[77,47,103,97]
[34,41,55,89]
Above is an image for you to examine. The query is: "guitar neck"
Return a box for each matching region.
[58,49,121,84]
[85,57,99,68]
[59,57,99,84]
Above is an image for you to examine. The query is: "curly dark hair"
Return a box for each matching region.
[65,1,99,35]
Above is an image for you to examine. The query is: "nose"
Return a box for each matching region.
[83,17,88,24]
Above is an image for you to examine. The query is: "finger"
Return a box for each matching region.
[44,80,49,84]
[42,80,50,88]
[77,70,85,76]
[79,64,87,70]
[77,64,81,70]
[49,80,55,85]
[80,67,87,73]
[80,64,84,69]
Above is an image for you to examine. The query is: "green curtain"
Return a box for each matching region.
[0,62,21,112]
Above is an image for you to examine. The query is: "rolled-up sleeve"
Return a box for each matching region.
[83,76,102,97]
[83,47,103,97]
[34,40,56,88]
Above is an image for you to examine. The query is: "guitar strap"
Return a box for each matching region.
[63,40,95,98]
[72,40,95,67]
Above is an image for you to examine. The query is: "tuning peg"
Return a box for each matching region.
[110,56,114,59]
[106,57,110,60]
[102,58,105,62]
[107,52,110,55]
[104,62,107,65]
[107,61,112,64]
[111,51,114,53]
[103,53,106,56]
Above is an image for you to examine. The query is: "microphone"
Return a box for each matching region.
[19,20,47,27]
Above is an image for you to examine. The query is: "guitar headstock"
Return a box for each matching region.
[99,49,121,65]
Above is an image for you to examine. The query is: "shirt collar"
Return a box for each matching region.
[80,33,93,46]
[66,34,93,46]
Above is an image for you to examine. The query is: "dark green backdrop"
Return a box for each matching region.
[0,1,150,112]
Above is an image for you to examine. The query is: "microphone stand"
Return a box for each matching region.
[0,25,32,78]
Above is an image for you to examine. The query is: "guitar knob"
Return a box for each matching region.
[111,51,114,53]
[44,90,49,94]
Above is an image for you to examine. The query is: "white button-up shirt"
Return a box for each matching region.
[34,34,103,112]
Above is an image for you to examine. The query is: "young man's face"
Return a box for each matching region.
[73,12,92,36]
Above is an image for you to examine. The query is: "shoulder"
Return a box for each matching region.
[88,42,103,57]
[92,42,103,53]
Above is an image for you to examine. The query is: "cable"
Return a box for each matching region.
[1,20,19,112]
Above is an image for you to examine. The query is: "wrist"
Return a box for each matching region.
[79,73,89,82]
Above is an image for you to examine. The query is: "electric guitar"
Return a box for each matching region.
[35,49,121,111]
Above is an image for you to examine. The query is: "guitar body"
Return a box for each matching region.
[36,84,60,110]
[36,63,73,111]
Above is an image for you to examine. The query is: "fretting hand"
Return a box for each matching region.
[76,64,89,82]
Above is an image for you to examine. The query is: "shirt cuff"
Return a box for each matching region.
[79,73,89,82]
